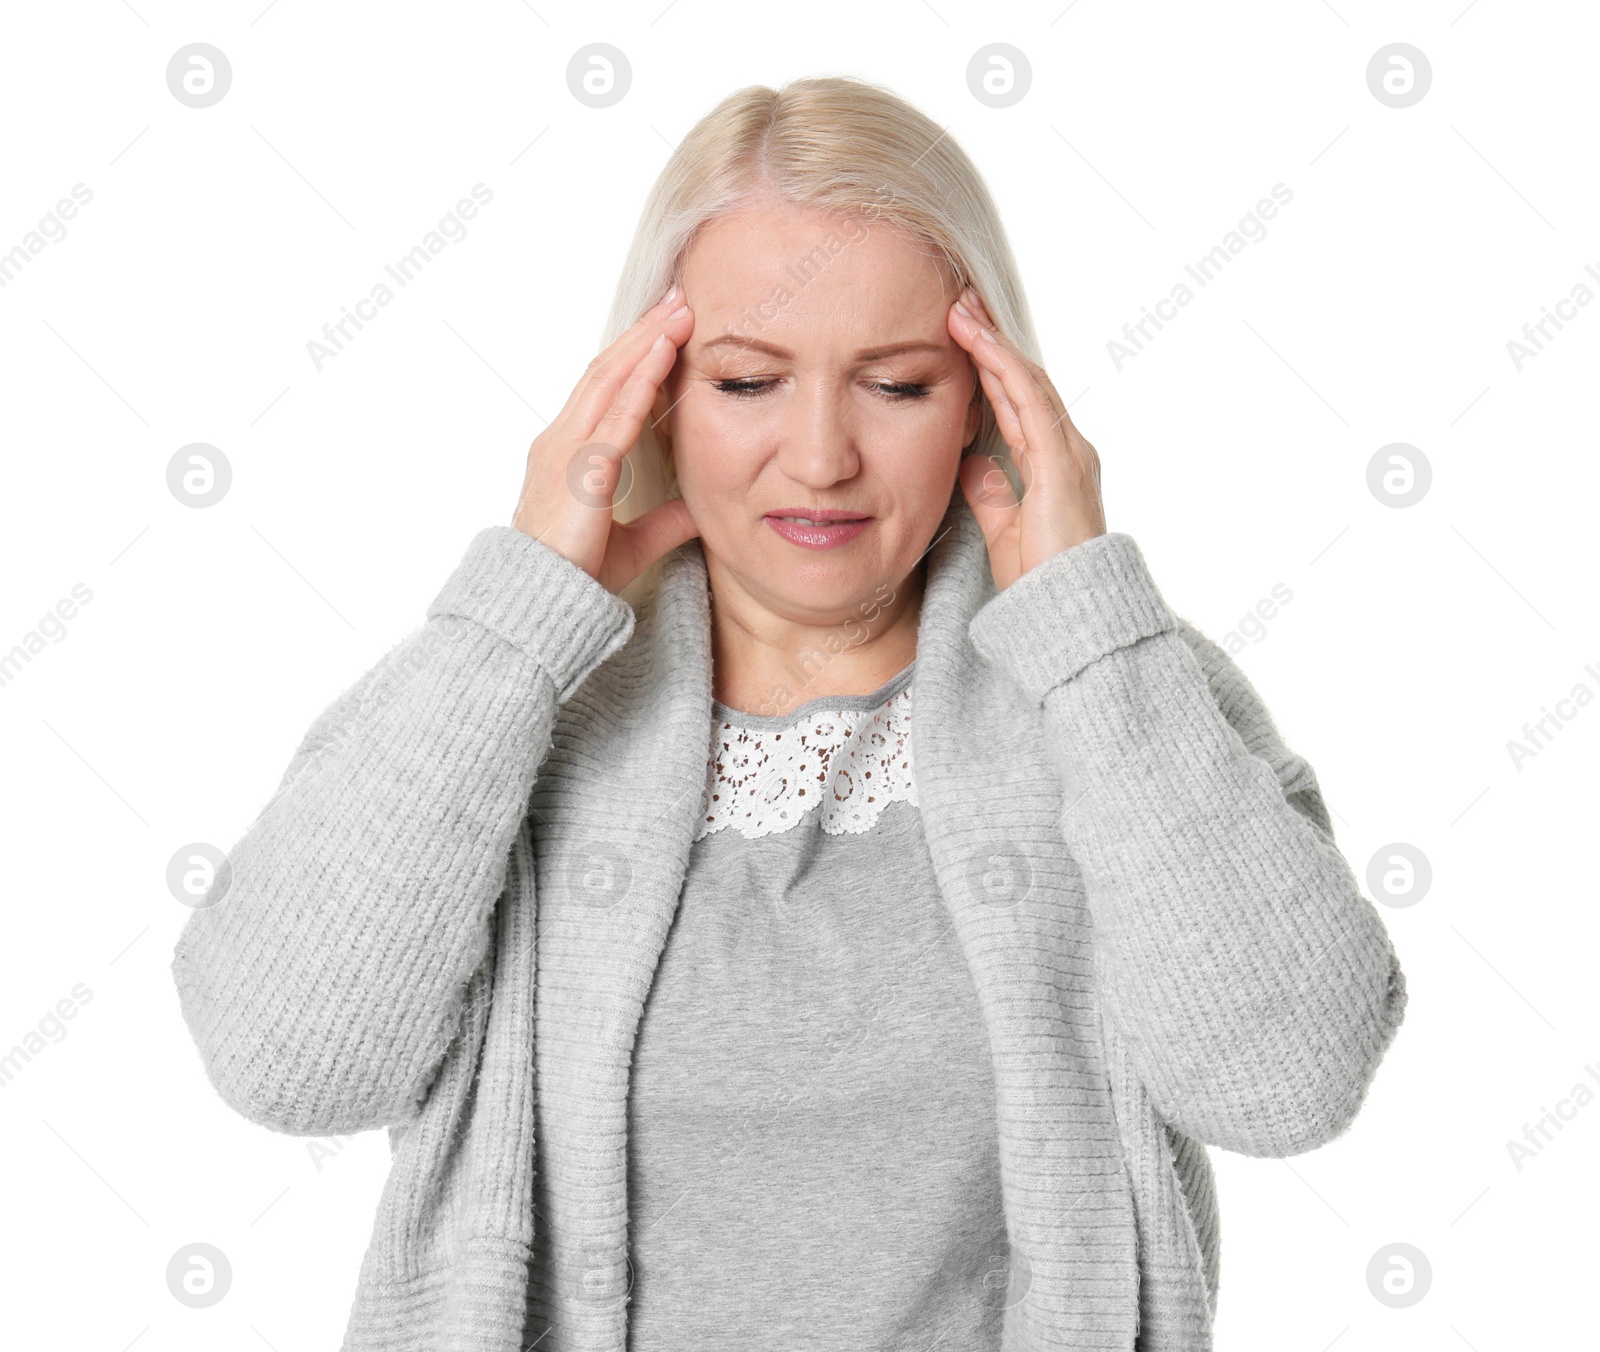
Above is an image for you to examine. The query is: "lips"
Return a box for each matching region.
[763,514,872,550]
[763,509,870,523]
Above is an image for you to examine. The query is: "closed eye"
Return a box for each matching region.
[711,378,930,403]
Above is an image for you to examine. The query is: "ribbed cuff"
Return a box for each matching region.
[426,526,637,703]
[967,531,1175,705]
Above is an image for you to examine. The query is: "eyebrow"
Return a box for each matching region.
[697,334,948,362]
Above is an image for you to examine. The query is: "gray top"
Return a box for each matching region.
[168,507,1407,1351]
[625,659,1005,1349]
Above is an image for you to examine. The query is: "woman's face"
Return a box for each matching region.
[658,198,982,630]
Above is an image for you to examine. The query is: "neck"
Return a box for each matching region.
[706,554,926,719]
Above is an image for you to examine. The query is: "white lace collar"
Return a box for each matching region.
[694,676,917,842]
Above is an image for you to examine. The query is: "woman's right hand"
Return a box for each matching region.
[511,285,700,595]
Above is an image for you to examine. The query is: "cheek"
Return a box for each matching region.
[667,390,759,492]
[675,385,742,441]
[877,386,973,454]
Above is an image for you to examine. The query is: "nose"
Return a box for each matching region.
[773,376,861,488]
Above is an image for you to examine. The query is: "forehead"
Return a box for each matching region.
[679,201,954,345]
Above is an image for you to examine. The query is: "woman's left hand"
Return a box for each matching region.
[948,285,1107,592]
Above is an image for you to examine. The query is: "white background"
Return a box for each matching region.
[1,1,1595,1348]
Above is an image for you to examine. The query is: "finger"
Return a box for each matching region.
[588,330,682,457]
[563,299,693,437]
[960,307,1069,431]
[957,452,1021,557]
[952,300,1096,499]
[603,495,701,592]
[955,289,1066,420]
[959,318,1080,487]
[972,366,1036,504]
[973,358,1024,452]
[956,316,1044,459]
[948,304,1022,439]
[955,293,1105,543]
[959,448,1020,515]
[556,289,681,429]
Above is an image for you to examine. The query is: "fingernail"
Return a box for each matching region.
[666,303,690,320]
[659,284,680,309]
[953,299,973,319]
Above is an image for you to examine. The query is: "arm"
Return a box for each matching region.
[968,531,1407,1157]
[169,526,635,1137]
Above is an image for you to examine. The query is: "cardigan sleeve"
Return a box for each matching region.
[169,526,636,1137]
[967,531,1407,1158]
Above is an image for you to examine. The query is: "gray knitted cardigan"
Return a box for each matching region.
[170,481,1407,1351]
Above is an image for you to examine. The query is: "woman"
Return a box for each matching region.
[171,76,1407,1351]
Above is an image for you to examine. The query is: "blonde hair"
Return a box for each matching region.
[603,73,1039,610]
